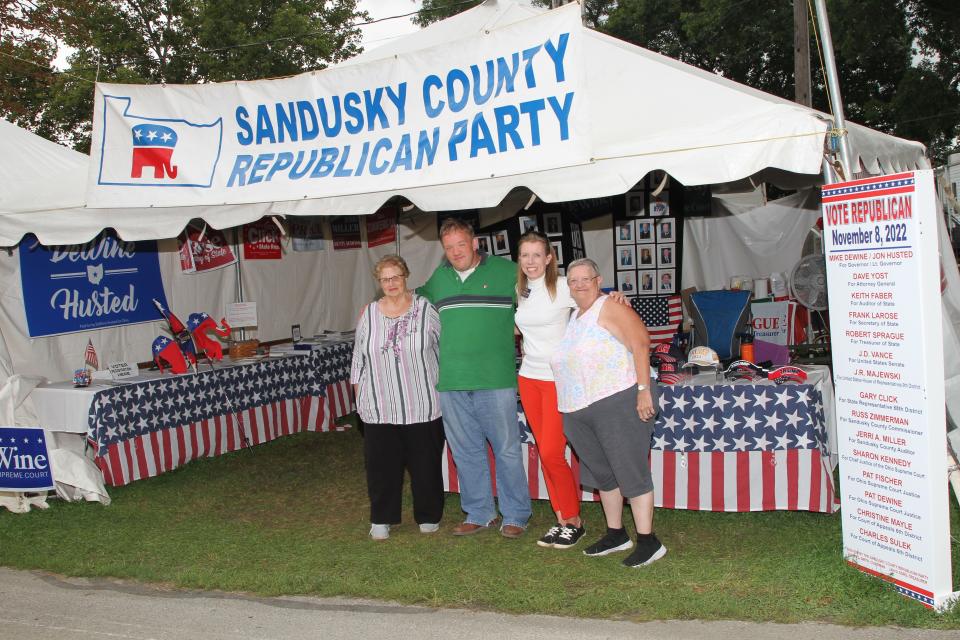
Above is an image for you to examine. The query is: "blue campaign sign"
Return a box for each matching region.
[0,427,55,491]
[19,233,169,337]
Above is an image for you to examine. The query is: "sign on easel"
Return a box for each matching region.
[823,170,958,610]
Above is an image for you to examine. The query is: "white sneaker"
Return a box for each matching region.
[419,522,440,534]
[369,524,390,540]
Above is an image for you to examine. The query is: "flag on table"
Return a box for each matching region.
[632,295,682,344]
[84,339,99,371]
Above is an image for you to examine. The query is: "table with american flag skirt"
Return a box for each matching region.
[442,366,838,514]
[87,341,354,487]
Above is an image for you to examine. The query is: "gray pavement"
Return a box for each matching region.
[1,567,958,640]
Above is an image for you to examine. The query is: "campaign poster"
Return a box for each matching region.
[19,233,169,337]
[823,170,957,610]
[290,217,327,252]
[0,427,54,491]
[365,207,397,248]
[750,301,793,365]
[178,226,237,273]
[331,216,362,251]
[243,218,283,260]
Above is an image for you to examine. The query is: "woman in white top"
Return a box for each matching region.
[515,230,585,548]
[515,231,631,549]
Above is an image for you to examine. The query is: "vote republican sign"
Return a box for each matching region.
[85,4,588,209]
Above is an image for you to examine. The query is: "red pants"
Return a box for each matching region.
[518,376,581,520]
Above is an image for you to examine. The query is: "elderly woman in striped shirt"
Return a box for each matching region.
[350,255,444,541]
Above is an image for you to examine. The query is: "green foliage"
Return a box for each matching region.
[1,429,959,626]
[602,0,959,163]
[413,0,485,28]
[1,0,368,151]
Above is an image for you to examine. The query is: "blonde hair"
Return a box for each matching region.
[516,230,558,301]
[373,254,410,280]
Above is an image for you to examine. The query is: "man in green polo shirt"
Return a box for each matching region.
[419,218,532,538]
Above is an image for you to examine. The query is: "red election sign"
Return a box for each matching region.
[365,207,397,248]
[331,216,362,251]
[178,226,237,273]
[243,218,282,260]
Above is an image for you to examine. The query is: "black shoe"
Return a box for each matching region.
[622,532,667,567]
[583,527,633,556]
[553,523,586,549]
[536,524,563,548]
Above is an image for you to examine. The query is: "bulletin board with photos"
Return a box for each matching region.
[474,208,585,276]
[615,171,681,296]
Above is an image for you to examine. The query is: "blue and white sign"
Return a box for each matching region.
[86,3,589,208]
[19,233,169,337]
[0,427,54,491]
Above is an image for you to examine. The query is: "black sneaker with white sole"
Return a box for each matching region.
[536,524,563,548]
[622,532,667,567]
[583,527,633,556]
[552,523,586,549]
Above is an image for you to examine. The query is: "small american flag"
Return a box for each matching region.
[632,295,682,344]
[84,339,99,371]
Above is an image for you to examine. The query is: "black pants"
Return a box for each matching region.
[364,418,446,525]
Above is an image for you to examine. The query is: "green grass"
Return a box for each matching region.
[2,426,959,628]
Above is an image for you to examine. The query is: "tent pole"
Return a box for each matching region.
[812,0,854,180]
[234,228,245,341]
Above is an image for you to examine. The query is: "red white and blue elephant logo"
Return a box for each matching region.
[187,312,232,360]
[131,124,179,179]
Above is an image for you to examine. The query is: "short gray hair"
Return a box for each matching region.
[566,258,600,278]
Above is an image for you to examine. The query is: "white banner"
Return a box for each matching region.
[823,170,958,610]
[87,4,589,208]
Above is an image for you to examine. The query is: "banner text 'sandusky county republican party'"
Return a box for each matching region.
[88,6,589,208]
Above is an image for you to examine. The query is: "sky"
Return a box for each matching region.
[356,0,424,52]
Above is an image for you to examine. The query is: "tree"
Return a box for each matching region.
[413,0,484,28]
[602,0,959,163]
[415,0,959,164]
[1,0,369,151]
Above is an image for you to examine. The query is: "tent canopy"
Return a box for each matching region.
[0,0,927,246]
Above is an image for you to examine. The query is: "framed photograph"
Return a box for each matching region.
[635,220,654,244]
[638,269,657,295]
[648,195,669,217]
[557,267,565,277]
[493,230,510,255]
[615,220,634,245]
[518,215,538,234]
[625,190,645,217]
[617,270,637,294]
[550,240,564,265]
[656,217,675,242]
[617,245,636,269]
[544,212,563,236]
[476,235,492,255]
[638,245,655,267]
[657,268,676,294]
[657,242,676,267]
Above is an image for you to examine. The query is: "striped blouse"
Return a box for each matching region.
[350,294,441,425]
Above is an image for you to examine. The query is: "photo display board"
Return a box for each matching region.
[823,170,957,610]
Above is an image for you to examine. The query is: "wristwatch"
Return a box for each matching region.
[637,384,649,392]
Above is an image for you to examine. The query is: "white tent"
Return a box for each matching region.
[0,0,927,246]
[3,0,954,408]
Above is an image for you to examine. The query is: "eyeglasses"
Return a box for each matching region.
[567,276,599,287]
[378,274,404,285]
